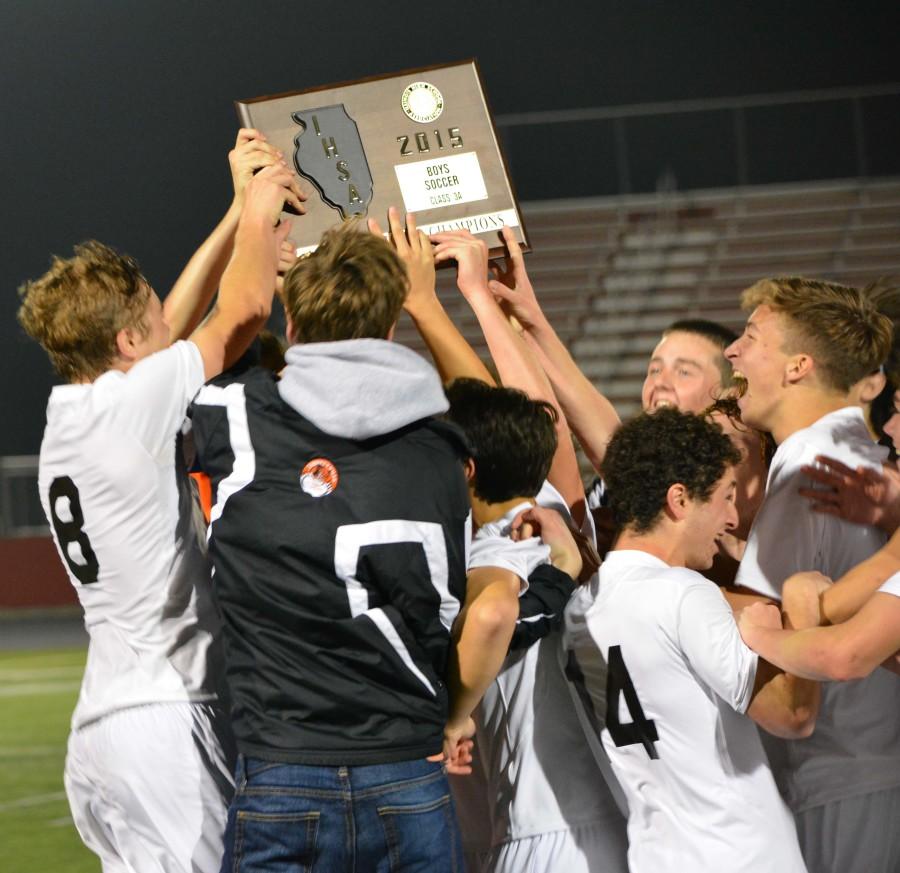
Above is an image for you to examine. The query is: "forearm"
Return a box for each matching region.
[468,293,553,404]
[821,543,900,624]
[446,583,518,728]
[164,201,242,341]
[467,294,586,515]
[204,214,277,373]
[522,325,620,473]
[407,298,493,386]
[744,624,852,682]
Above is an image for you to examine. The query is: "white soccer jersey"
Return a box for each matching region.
[38,341,221,729]
[460,483,626,860]
[735,406,900,812]
[567,549,806,873]
[736,407,887,600]
[879,571,900,598]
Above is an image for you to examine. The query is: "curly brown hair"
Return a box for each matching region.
[604,408,741,533]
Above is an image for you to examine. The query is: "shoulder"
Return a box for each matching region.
[469,530,548,579]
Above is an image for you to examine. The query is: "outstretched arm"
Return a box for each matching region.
[740,590,900,682]
[368,208,493,385]
[810,526,900,625]
[189,164,299,380]
[164,129,304,342]
[488,225,620,473]
[432,229,586,519]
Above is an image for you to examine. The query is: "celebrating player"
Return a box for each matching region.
[17,131,301,872]
[563,408,817,873]
[189,220,472,872]
[726,276,900,873]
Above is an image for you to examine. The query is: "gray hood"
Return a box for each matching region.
[278,339,448,440]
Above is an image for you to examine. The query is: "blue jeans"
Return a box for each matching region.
[220,755,464,872]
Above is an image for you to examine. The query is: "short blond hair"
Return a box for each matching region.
[17,241,151,382]
[282,225,408,344]
[742,277,892,392]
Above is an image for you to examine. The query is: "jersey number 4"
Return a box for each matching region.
[48,476,99,585]
[606,644,659,760]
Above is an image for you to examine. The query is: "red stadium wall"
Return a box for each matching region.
[0,537,77,609]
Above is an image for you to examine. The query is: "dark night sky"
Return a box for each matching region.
[1,0,896,455]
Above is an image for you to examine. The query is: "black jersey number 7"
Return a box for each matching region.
[606,644,660,760]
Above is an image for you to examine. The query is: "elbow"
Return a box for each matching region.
[468,597,519,641]
[822,645,872,683]
[784,704,817,739]
[248,293,273,324]
[762,701,818,740]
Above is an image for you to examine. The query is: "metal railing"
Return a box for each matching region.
[0,456,47,538]
[496,82,900,197]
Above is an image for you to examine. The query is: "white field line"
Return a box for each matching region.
[0,791,67,813]
[0,666,83,681]
[0,680,81,698]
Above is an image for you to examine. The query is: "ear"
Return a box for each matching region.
[665,482,690,521]
[115,326,139,362]
[463,457,476,483]
[855,370,887,405]
[285,314,298,345]
[784,353,814,385]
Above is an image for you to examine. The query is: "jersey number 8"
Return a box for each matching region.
[49,476,100,585]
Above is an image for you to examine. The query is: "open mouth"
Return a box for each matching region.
[731,372,748,398]
[649,395,675,410]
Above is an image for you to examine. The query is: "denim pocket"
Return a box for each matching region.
[232,810,319,873]
[378,794,460,873]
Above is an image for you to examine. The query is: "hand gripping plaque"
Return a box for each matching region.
[291,106,374,219]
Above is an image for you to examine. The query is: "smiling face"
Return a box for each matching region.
[681,468,739,570]
[725,305,793,433]
[641,331,726,414]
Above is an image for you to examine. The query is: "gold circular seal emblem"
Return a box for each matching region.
[401,81,444,124]
[299,458,339,498]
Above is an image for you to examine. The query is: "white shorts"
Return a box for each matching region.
[486,821,629,873]
[64,701,235,873]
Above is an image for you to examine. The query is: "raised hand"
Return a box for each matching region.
[430,229,491,303]
[275,237,298,296]
[241,163,305,229]
[229,128,307,213]
[369,207,437,316]
[486,224,543,330]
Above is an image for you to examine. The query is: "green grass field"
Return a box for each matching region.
[0,648,99,873]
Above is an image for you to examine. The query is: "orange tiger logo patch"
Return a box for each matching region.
[299,458,339,498]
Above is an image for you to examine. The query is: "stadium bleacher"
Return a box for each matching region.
[395,176,900,422]
[4,177,900,542]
